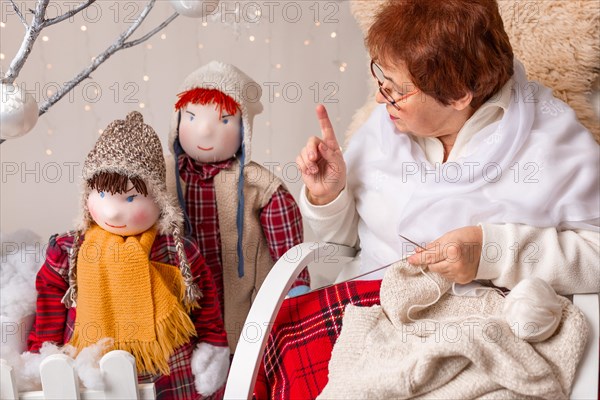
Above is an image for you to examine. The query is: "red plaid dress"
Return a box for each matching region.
[27,232,228,400]
[253,280,382,399]
[178,155,310,316]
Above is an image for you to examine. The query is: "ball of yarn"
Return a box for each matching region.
[503,278,563,342]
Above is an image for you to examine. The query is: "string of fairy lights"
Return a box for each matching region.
[0,1,350,159]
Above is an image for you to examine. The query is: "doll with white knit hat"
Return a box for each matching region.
[27,111,230,399]
[166,61,310,352]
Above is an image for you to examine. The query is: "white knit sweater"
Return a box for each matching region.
[301,185,599,293]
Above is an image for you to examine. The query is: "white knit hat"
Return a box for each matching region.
[168,61,263,163]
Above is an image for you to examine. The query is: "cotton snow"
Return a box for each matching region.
[1,229,45,319]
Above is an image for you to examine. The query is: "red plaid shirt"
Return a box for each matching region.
[178,155,310,314]
[27,232,228,400]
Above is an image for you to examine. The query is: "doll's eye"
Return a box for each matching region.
[189,115,195,121]
[222,119,229,124]
[99,191,105,198]
[126,195,137,203]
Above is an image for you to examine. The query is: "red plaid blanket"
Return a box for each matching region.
[254,280,382,399]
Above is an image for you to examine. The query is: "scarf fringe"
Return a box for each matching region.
[70,305,197,375]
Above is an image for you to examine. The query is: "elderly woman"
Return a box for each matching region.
[253,1,599,397]
[296,0,599,294]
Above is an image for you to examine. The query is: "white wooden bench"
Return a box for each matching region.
[0,350,156,400]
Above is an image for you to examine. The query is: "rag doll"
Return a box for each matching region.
[166,61,309,351]
[27,111,229,399]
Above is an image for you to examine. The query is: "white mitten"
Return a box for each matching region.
[191,342,230,396]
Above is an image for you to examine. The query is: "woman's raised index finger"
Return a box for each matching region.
[316,104,338,145]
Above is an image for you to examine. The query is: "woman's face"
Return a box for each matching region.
[87,181,160,236]
[375,61,472,141]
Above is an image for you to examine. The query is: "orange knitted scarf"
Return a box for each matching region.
[69,224,197,375]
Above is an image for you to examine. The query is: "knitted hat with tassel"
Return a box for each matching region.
[62,111,202,308]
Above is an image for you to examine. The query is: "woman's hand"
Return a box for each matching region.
[296,104,347,205]
[407,226,483,284]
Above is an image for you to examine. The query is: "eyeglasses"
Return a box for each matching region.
[370,60,419,110]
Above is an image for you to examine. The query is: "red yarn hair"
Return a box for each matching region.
[366,0,513,109]
[175,88,239,116]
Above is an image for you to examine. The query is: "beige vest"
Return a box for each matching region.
[166,156,283,352]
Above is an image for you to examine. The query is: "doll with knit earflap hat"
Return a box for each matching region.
[166,61,310,352]
[27,111,230,399]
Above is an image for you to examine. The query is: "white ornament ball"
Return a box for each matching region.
[1,84,39,140]
[170,0,220,18]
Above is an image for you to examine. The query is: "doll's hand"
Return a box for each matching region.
[407,226,483,284]
[296,104,347,205]
[191,343,229,396]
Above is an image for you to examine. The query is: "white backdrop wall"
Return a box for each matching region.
[0,0,369,252]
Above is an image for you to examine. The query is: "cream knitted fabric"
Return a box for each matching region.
[319,262,588,399]
[380,261,452,327]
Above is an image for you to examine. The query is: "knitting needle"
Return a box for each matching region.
[289,260,406,299]
[331,234,427,284]
[289,235,427,298]
[398,234,428,251]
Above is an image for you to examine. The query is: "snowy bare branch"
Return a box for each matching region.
[1,0,179,116]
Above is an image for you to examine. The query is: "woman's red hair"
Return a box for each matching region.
[175,88,239,116]
[366,0,513,109]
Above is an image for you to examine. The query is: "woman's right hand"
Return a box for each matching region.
[296,104,347,205]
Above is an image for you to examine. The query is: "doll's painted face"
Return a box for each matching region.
[87,180,160,236]
[178,102,242,163]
